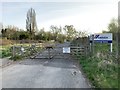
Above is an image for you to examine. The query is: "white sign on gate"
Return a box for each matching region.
[63,47,70,53]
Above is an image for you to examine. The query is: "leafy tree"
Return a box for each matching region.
[1,28,7,37]
[1,25,30,40]
[108,18,118,33]
[57,34,66,43]
[76,31,88,38]
[1,26,17,39]
[102,18,119,41]
[19,31,29,40]
[63,25,77,41]
[50,25,62,41]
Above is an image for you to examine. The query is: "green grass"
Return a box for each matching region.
[79,56,118,88]
[0,43,43,59]
[76,42,119,88]
[0,45,12,58]
[9,55,22,61]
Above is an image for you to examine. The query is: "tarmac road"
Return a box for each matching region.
[1,42,91,88]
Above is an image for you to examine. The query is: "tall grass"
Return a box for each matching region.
[77,42,119,88]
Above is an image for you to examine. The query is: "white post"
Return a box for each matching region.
[110,43,112,53]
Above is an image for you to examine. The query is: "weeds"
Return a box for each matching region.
[0,49,11,58]
[0,44,42,59]
[77,43,119,88]
[9,55,22,61]
[79,55,118,88]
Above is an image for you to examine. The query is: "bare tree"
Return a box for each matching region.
[26,8,37,40]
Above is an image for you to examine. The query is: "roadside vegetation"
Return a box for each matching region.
[0,24,87,61]
[78,43,119,88]
[0,41,44,61]
[73,18,119,88]
[0,45,11,58]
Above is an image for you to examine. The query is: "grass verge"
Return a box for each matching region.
[77,43,119,88]
[78,56,118,88]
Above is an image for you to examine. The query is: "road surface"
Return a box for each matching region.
[1,42,91,88]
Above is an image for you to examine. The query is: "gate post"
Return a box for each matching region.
[92,34,95,56]
[48,48,50,59]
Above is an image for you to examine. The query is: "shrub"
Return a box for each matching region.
[1,49,11,58]
[10,55,22,61]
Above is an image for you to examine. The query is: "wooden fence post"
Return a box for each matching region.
[12,45,15,57]
[92,34,94,56]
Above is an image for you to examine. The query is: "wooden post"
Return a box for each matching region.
[48,48,50,59]
[116,30,119,59]
[12,45,15,58]
[92,34,94,56]
[77,43,79,56]
[89,36,92,54]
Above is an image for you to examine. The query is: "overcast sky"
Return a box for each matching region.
[0,0,119,34]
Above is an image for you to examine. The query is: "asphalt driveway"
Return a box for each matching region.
[1,42,91,88]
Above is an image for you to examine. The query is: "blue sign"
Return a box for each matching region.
[90,33,112,43]
[90,40,112,43]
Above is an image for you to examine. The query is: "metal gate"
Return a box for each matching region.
[30,42,87,59]
[31,44,71,59]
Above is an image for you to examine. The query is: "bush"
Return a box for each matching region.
[79,55,118,88]
[1,49,11,58]
[10,55,22,61]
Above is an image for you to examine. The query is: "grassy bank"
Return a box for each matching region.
[0,45,12,58]
[77,43,119,88]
